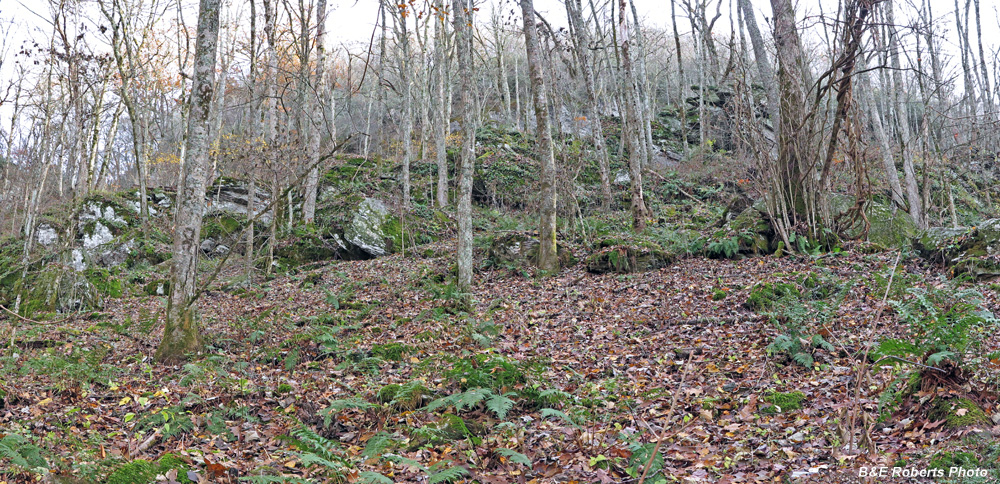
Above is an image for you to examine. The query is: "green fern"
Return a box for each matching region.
[540,408,581,429]
[486,392,516,420]
[494,448,531,466]
[239,476,312,483]
[0,433,48,472]
[425,388,517,420]
[358,471,394,484]
[427,461,469,484]
[361,432,395,459]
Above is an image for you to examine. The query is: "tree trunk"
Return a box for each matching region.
[434,0,449,208]
[396,3,413,209]
[886,1,923,228]
[454,0,476,292]
[769,0,808,220]
[521,0,559,272]
[303,0,328,224]
[566,0,612,209]
[618,0,648,231]
[738,0,778,122]
[156,0,221,364]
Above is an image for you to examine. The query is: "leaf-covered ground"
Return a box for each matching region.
[3,238,1000,483]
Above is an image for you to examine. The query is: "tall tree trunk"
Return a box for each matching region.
[886,1,923,228]
[670,0,688,151]
[521,0,559,272]
[738,0,778,122]
[566,0,612,209]
[861,73,906,209]
[156,0,221,364]
[303,0,328,223]
[434,0,449,208]
[397,3,413,209]
[454,0,476,292]
[629,1,655,168]
[769,0,808,221]
[263,0,278,274]
[972,0,992,112]
[618,0,648,231]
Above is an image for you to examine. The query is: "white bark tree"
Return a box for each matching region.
[156,0,221,363]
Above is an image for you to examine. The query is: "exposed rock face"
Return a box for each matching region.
[585,243,674,274]
[206,178,272,223]
[913,219,1000,280]
[345,198,392,257]
[36,224,59,247]
[83,222,115,250]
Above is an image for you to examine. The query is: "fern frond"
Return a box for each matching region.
[457,388,491,411]
[791,352,814,368]
[427,462,470,484]
[384,454,427,472]
[358,471,394,484]
[540,408,580,429]
[361,432,395,459]
[289,426,341,462]
[486,393,515,420]
[494,448,531,466]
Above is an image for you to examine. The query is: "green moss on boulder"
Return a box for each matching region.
[585,240,673,274]
[928,397,990,428]
[106,459,156,484]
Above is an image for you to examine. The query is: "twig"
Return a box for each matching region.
[0,303,74,326]
[638,352,695,484]
[847,250,902,455]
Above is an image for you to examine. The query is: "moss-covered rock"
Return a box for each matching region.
[377,380,429,410]
[863,202,919,247]
[14,264,102,316]
[487,233,577,269]
[156,453,194,483]
[143,279,171,296]
[585,244,673,274]
[929,451,980,472]
[928,397,990,428]
[913,219,1000,279]
[106,459,156,484]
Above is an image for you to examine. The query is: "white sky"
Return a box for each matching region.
[0,0,997,112]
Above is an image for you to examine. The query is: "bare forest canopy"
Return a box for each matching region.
[4,0,1000,482]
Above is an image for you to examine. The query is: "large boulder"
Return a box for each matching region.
[206,177,271,223]
[913,219,1000,279]
[73,197,138,271]
[344,198,393,257]
[585,239,674,274]
[14,264,104,315]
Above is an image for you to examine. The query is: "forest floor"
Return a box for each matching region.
[3,235,1000,483]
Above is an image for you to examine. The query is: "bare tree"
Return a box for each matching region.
[454,0,476,292]
[617,0,648,231]
[520,0,559,271]
[566,0,612,209]
[156,0,221,363]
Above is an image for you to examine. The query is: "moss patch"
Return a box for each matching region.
[928,397,990,428]
[585,244,673,274]
[106,459,155,484]
[759,391,806,414]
